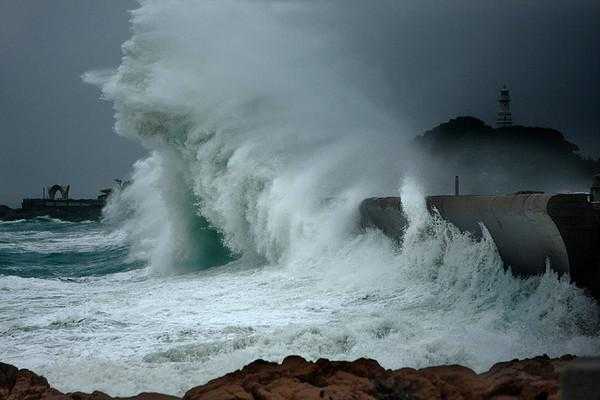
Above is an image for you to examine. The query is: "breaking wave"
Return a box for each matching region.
[86,0,598,365]
[2,0,597,396]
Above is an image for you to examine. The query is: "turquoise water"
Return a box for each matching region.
[0,218,142,278]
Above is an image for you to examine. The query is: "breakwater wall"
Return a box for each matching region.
[0,199,104,222]
[360,193,600,299]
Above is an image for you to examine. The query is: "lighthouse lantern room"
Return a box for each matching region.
[496,85,513,128]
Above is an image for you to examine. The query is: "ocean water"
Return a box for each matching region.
[1,200,598,396]
[2,0,599,396]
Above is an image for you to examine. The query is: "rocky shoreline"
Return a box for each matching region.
[2,354,597,400]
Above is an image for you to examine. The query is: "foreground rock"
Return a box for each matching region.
[0,362,177,400]
[0,354,594,400]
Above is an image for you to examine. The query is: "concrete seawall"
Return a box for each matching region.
[0,201,104,222]
[360,193,600,300]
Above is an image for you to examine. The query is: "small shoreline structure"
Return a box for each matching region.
[0,184,113,222]
[1,355,598,400]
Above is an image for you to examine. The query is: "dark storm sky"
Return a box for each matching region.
[1,1,599,206]
[0,1,143,206]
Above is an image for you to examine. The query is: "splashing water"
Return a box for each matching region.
[1,0,598,396]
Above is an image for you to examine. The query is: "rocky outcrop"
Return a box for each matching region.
[0,362,66,400]
[183,355,577,400]
[0,206,15,220]
[0,355,593,400]
[0,362,177,400]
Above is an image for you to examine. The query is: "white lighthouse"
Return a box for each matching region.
[496,85,513,128]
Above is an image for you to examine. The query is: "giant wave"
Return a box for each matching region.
[1,0,598,396]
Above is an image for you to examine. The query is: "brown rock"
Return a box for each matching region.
[4,368,67,400]
[183,355,579,400]
[0,363,19,400]
[0,354,584,400]
[0,365,179,400]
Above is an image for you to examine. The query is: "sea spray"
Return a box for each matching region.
[85,0,599,361]
[102,150,234,273]
[1,0,597,396]
[85,0,409,271]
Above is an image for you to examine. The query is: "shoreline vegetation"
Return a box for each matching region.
[0,354,593,400]
[412,116,600,194]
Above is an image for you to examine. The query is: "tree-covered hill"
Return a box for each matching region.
[412,116,600,194]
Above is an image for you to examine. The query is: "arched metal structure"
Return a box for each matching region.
[47,185,70,200]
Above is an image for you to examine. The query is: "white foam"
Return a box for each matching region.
[3,0,596,396]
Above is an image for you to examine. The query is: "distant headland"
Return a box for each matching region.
[415,115,599,179]
[411,86,599,194]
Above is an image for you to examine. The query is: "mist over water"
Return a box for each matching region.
[1,0,599,396]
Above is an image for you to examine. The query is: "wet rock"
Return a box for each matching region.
[0,355,587,400]
[183,355,577,400]
[0,363,178,400]
[0,364,67,400]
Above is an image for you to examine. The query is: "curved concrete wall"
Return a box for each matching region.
[546,194,600,300]
[360,193,600,299]
[427,194,569,275]
[359,197,406,242]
